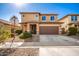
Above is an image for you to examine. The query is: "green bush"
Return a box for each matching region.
[77,31,79,34]
[67,27,77,36]
[19,31,32,39]
[15,30,22,35]
[0,26,11,43]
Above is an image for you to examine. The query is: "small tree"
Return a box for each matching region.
[0,26,11,43]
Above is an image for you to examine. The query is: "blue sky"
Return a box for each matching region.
[0,3,79,22]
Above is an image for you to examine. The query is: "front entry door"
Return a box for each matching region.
[30,24,36,34]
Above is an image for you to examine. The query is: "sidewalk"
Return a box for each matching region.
[39,47,79,56]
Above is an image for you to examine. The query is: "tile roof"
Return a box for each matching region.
[0,19,11,25]
[20,12,58,15]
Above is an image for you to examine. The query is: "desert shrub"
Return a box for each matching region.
[67,27,77,36]
[15,30,22,35]
[0,26,11,43]
[77,31,79,34]
[19,31,32,39]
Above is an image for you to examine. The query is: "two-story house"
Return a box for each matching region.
[20,12,63,34]
[58,14,79,32]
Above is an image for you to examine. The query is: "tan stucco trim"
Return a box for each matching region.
[20,22,63,24]
[40,14,58,15]
[20,12,58,15]
[39,24,60,26]
[20,12,40,14]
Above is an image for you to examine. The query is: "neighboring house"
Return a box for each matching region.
[0,19,11,30]
[20,12,63,34]
[0,19,20,31]
[58,14,79,32]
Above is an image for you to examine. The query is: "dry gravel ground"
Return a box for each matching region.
[0,47,79,56]
[0,48,39,56]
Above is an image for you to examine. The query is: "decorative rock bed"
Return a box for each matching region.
[0,48,39,56]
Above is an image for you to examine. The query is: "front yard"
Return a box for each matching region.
[0,35,79,47]
[5,35,39,42]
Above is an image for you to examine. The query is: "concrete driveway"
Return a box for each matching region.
[20,35,79,46]
[1,35,79,48]
[39,35,79,46]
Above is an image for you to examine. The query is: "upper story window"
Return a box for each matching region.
[42,16,46,21]
[35,15,39,20]
[71,16,77,21]
[50,16,55,21]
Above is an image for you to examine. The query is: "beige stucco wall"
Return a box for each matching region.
[59,16,72,31]
[59,15,79,32]
[0,22,4,26]
[0,21,21,32]
[22,23,61,34]
[77,16,79,21]
[39,15,58,22]
[21,13,39,22]
[0,22,11,30]
[22,23,39,34]
[39,24,60,26]
[36,23,39,34]
[21,13,58,22]
[20,13,61,34]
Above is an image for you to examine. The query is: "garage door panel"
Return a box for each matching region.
[39,26,59,34]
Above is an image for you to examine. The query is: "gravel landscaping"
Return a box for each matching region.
[6,36,24,42]
[0,48,39,56]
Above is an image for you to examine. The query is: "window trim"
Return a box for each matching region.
[71,16,77,21]
[50,16,55,22]
[42,16,46,21]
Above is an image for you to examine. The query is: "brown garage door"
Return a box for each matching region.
[39,26,59,34]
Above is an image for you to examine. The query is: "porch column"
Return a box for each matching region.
[27,23,30,32]
[59,26,62,35]
[22,24,26,32]
[36,23,39,34]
